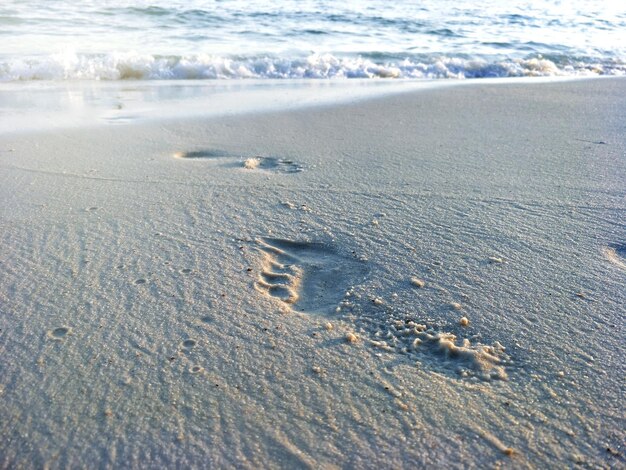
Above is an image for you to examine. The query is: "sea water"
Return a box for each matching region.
[1,0,625,80]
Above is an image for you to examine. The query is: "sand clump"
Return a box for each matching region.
[243,157,262,169]
[346,332,359,343]
[602,245,626,269]
[421,332,507,380]
[377,320,508,380]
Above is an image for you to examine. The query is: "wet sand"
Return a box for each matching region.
[1,77,625,468]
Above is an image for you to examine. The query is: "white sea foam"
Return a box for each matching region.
[2,0,625,82]
[2,52,625,81]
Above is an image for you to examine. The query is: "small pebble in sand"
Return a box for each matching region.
[325,322,334,331]
[371,297,384,306]
[450,302,462,310]
[396,401,409,411]
[503,447,515,456]
[312,366,324,375]
[410,277,425,288]
[575,292,586,299]
[488,256,504,264]
[371,219,379,226]
[346,332,359,343]
[243,157,262,169]
[460,316,469,327]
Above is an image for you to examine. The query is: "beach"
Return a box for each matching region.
[0,77,625,468]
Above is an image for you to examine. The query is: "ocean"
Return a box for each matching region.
[1,0,625,80]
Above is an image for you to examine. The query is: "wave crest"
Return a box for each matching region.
[2,51,625,81]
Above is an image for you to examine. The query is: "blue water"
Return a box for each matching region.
[1,0,625,80]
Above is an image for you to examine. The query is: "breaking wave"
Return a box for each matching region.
[2,52,625,81]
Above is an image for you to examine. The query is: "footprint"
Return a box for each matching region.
[254,238,368,314]
[603,244,626,269]
[173,149,302,174]
[173,150,229,159]
[48,327,71,341]
[181,339,197,349]
[242,156,302,174]
[388,322,509,381]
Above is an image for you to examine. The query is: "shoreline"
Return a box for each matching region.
[0,75,613,136]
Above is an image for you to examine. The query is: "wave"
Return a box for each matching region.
[1,51,625,81]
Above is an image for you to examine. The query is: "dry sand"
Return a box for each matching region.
[1,77,625,468]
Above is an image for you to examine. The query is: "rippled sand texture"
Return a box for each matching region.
[1,78,625,468]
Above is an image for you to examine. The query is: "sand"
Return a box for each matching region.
[1,77,625,468]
